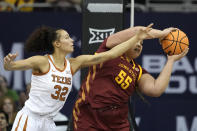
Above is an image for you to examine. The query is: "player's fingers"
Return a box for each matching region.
[4,56,11,63]
[11,53,18,60]
[176,48,189,60]
[8,53,12,58]
[15,52,19,57]
[147,23,154,28]
[8,53,18,60]
[181,47,189,56]
[171,28,178,32]
[145,23,153,33]
[167,27,178,32]
[4,57,8,64]
[8,53,14,60]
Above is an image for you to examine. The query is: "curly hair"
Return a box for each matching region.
[25,26,59,53]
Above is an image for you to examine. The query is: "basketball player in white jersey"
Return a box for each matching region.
[3,24,174,131]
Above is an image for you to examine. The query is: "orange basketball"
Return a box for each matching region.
[161,29,189,56]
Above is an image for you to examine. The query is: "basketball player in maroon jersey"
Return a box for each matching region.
[72,26,188,131]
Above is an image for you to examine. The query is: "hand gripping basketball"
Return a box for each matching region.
[160,29,189,56]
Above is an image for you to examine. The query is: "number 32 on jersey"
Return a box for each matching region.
[115,70,132,90]
[51,85,69,101]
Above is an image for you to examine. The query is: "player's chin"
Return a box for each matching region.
[70,47,74,52]
[133,52,141,59]
[67,49,74,54]
[70,48,74,53]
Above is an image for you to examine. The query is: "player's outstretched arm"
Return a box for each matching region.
[4,53,48,71]
[137,48,189,97]
[70,24,153,74]
[106,26,176,48]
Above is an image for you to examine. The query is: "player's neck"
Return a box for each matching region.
[52,53,66,65]
[125,55,133,62]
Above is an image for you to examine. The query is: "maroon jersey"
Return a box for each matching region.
[77,38,148,109]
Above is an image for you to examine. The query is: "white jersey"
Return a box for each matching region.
[24,55,73,118]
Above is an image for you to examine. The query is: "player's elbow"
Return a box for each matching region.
[148,88,163,97]
[151,92,162,97]
[147,92,162,97]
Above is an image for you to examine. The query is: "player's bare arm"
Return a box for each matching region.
[4,54,49,73]
[106,26,176,48]
[70,35,140,74]
[137,48,189,97]
[70,24,153,74]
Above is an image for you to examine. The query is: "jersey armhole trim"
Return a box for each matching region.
[32,60,50,76]
[70,65,74,76]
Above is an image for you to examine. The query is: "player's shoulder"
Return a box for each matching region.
[31,55,48,60]
[67,57,77,65]
[30,55,49,64]
[67,57,74,62]
[68,56,87,64]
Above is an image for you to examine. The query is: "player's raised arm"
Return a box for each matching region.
[106,26,176,48]
[4,54,48,71]
[137,48,189,97]
[70,24,153,74]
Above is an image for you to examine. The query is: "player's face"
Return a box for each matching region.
[0,113,8,129]
[56,30,74,53]
[126,40,143,59]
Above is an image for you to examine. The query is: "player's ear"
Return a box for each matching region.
[140,40,143,45]
[53,41,61,48]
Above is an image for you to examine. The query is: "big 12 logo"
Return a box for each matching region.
[89,28,115,44]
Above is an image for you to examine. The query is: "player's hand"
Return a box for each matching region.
[136,23,154,40]
[4,53,18,69]
[159,27,178,43]
[167,48,189,62]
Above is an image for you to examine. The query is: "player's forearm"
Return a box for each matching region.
[106,27,138,48]
[154,59,174,95]
[147,28,165,39]
[109,35,140,59]
[113,26,164,40]
[79,33,142,68]
[84,35,140,66]
[4,62,22,71]
[107,26,164,48]
[135,26,165,39]
[4,60,32,71]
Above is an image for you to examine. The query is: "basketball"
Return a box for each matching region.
[161,29,189,56]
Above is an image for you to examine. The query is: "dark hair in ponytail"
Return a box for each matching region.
[25,26,58,53]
